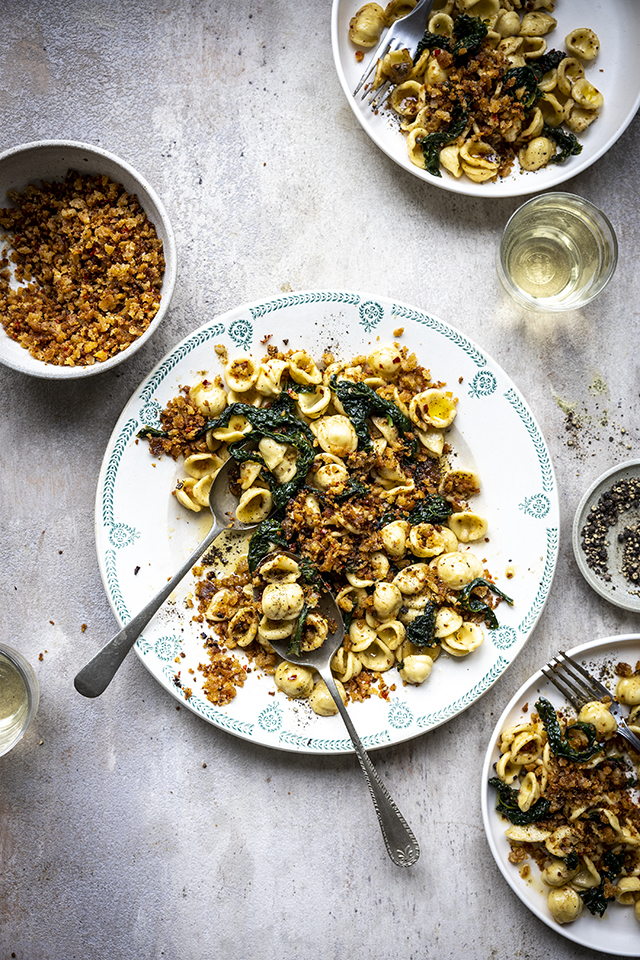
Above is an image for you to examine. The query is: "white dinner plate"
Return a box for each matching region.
[331,0,640,198]
[481,633,640,955]
[95,290,559,753]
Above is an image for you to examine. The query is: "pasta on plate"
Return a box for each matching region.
[348,0,603,183]
[141,341,512,715]
[489,662,640,926]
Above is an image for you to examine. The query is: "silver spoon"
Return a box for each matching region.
[75,457,260,698]
[257,554,421,867]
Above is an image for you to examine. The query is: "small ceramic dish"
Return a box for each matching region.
[0,140,177,379]
[572,460,640,612]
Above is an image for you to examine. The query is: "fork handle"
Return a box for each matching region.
[319,669,420,867]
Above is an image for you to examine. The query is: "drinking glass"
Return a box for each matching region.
[0,643,39,757]
[497,192,618,312]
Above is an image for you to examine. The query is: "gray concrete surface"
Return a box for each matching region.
[1,2,639,958]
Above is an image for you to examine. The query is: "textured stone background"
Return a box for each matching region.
[1,2,639,959]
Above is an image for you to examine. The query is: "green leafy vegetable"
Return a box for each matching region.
[414,30,446,61]
[419,100,469,177]
[284,379,319,394]
[203,394,315,511]
[449,13,488,58]
[247,517,288,573]
[298,556,326,591]
[535,697,601,763]
[136,425,168,439]
[456,578,513,629]
[287,604,309,658]
[603,849,626,876]
[330,377,417,455]
[580,879,614,918]
[200,392,314,443]
[503,65,543,108]
[488,777,551,825]
[579,849,626,917]
[542,122,582,164]
[415,14,487,62]
[529,49,566,80]
[564,852,579,871]
[408,495,453,525]
[405,605,437,647]
[334,478,370,502]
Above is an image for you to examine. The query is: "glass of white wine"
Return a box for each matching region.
[0,643,39,757]
[497,192,618,312]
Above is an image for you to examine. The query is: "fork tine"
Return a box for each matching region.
[359,36,404,105]
[368,80,393,110]
[353,39,391,97]
[557,651,612,701]
[352,0,430,96]
[541,665,583,712]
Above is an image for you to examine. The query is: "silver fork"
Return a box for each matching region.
[353,0,436,109]
[542,650,640,753]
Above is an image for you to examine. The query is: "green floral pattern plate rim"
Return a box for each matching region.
[95,290,559,754]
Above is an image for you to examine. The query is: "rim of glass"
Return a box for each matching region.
[0,643,39,757]
[498,191,619,313]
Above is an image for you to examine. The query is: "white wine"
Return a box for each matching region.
[0,648,38,755]
[498,193,617,312]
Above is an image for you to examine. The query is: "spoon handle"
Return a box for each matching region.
[74,520,222,698]
[320,669,420,867]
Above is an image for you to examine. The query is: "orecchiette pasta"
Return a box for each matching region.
[565,27,599,61]
[142,341,512,713]
[225,355,259,393]
[491,686,640,927]
[347,2,603,183]
[274,661,315,699]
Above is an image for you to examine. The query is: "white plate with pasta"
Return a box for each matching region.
[331,0,640,197]
[481,633,640,954]
[95,289,558,753]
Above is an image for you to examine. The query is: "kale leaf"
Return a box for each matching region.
[419,100,469,177]
[542,122,582,164]
[529,49,567,80]
[334,478,371,502]
[331,377,417,455]
[449,13,488,58]
[203,393,316,511]
[200,392,314,443]
[298,556,326,591]
[287,604,309,658]
[137,425,168,439]
[415,14,487,62]
[564,852,579,871]
[405,605,437,647]
[580,879,614,918]
[535,697,601,763]
[579,849,626,917]
[408,495,453,525]
[456,578,513,630]
[247,516,288,573]
[488,777,551,825]
[503,65,543,108]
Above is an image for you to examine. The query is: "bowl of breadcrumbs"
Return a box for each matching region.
[0,140,177,378]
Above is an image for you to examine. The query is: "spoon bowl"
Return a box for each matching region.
[75,456,261,698]
[255,551,420,867]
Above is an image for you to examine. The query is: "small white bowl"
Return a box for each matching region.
[0,140,177,379]
[572,459,640,612]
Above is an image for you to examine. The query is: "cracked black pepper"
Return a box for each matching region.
[581,477,640,585]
